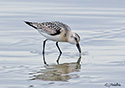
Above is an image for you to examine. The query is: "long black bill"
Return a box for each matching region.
[76,43,81,53]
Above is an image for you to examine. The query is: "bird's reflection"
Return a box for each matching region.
[30,56,81,81]
[43,50,81,64]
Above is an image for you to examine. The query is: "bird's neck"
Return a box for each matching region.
[67,32,76,44]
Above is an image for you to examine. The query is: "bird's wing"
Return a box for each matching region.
[25,21,65,35]
[52,21,71,31]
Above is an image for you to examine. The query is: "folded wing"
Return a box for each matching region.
[25,21,67,35]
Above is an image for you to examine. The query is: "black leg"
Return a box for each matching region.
[56,42,62,63]
[43,39,47,64]
[43,39,47,54]
[56,42,62,54]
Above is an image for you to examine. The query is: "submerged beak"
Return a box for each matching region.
[76,43,81,54]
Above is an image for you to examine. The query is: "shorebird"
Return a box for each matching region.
[25,21,81,64]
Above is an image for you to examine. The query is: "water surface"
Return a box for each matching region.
[0,0,125,88]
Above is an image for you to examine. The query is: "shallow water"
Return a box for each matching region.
[0,0,125,88]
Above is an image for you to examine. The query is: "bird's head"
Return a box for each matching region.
[68,32,81,53]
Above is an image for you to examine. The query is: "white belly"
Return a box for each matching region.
[39,32,67,42]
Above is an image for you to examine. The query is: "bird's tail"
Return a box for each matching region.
[24,21,38,29]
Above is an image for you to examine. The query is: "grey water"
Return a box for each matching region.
[0,0,125,88]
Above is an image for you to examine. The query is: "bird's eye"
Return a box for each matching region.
[74,37,77,41]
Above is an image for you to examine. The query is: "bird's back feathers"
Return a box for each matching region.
[25,21,71,36]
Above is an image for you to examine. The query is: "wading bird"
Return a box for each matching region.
[25,21,81,64]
